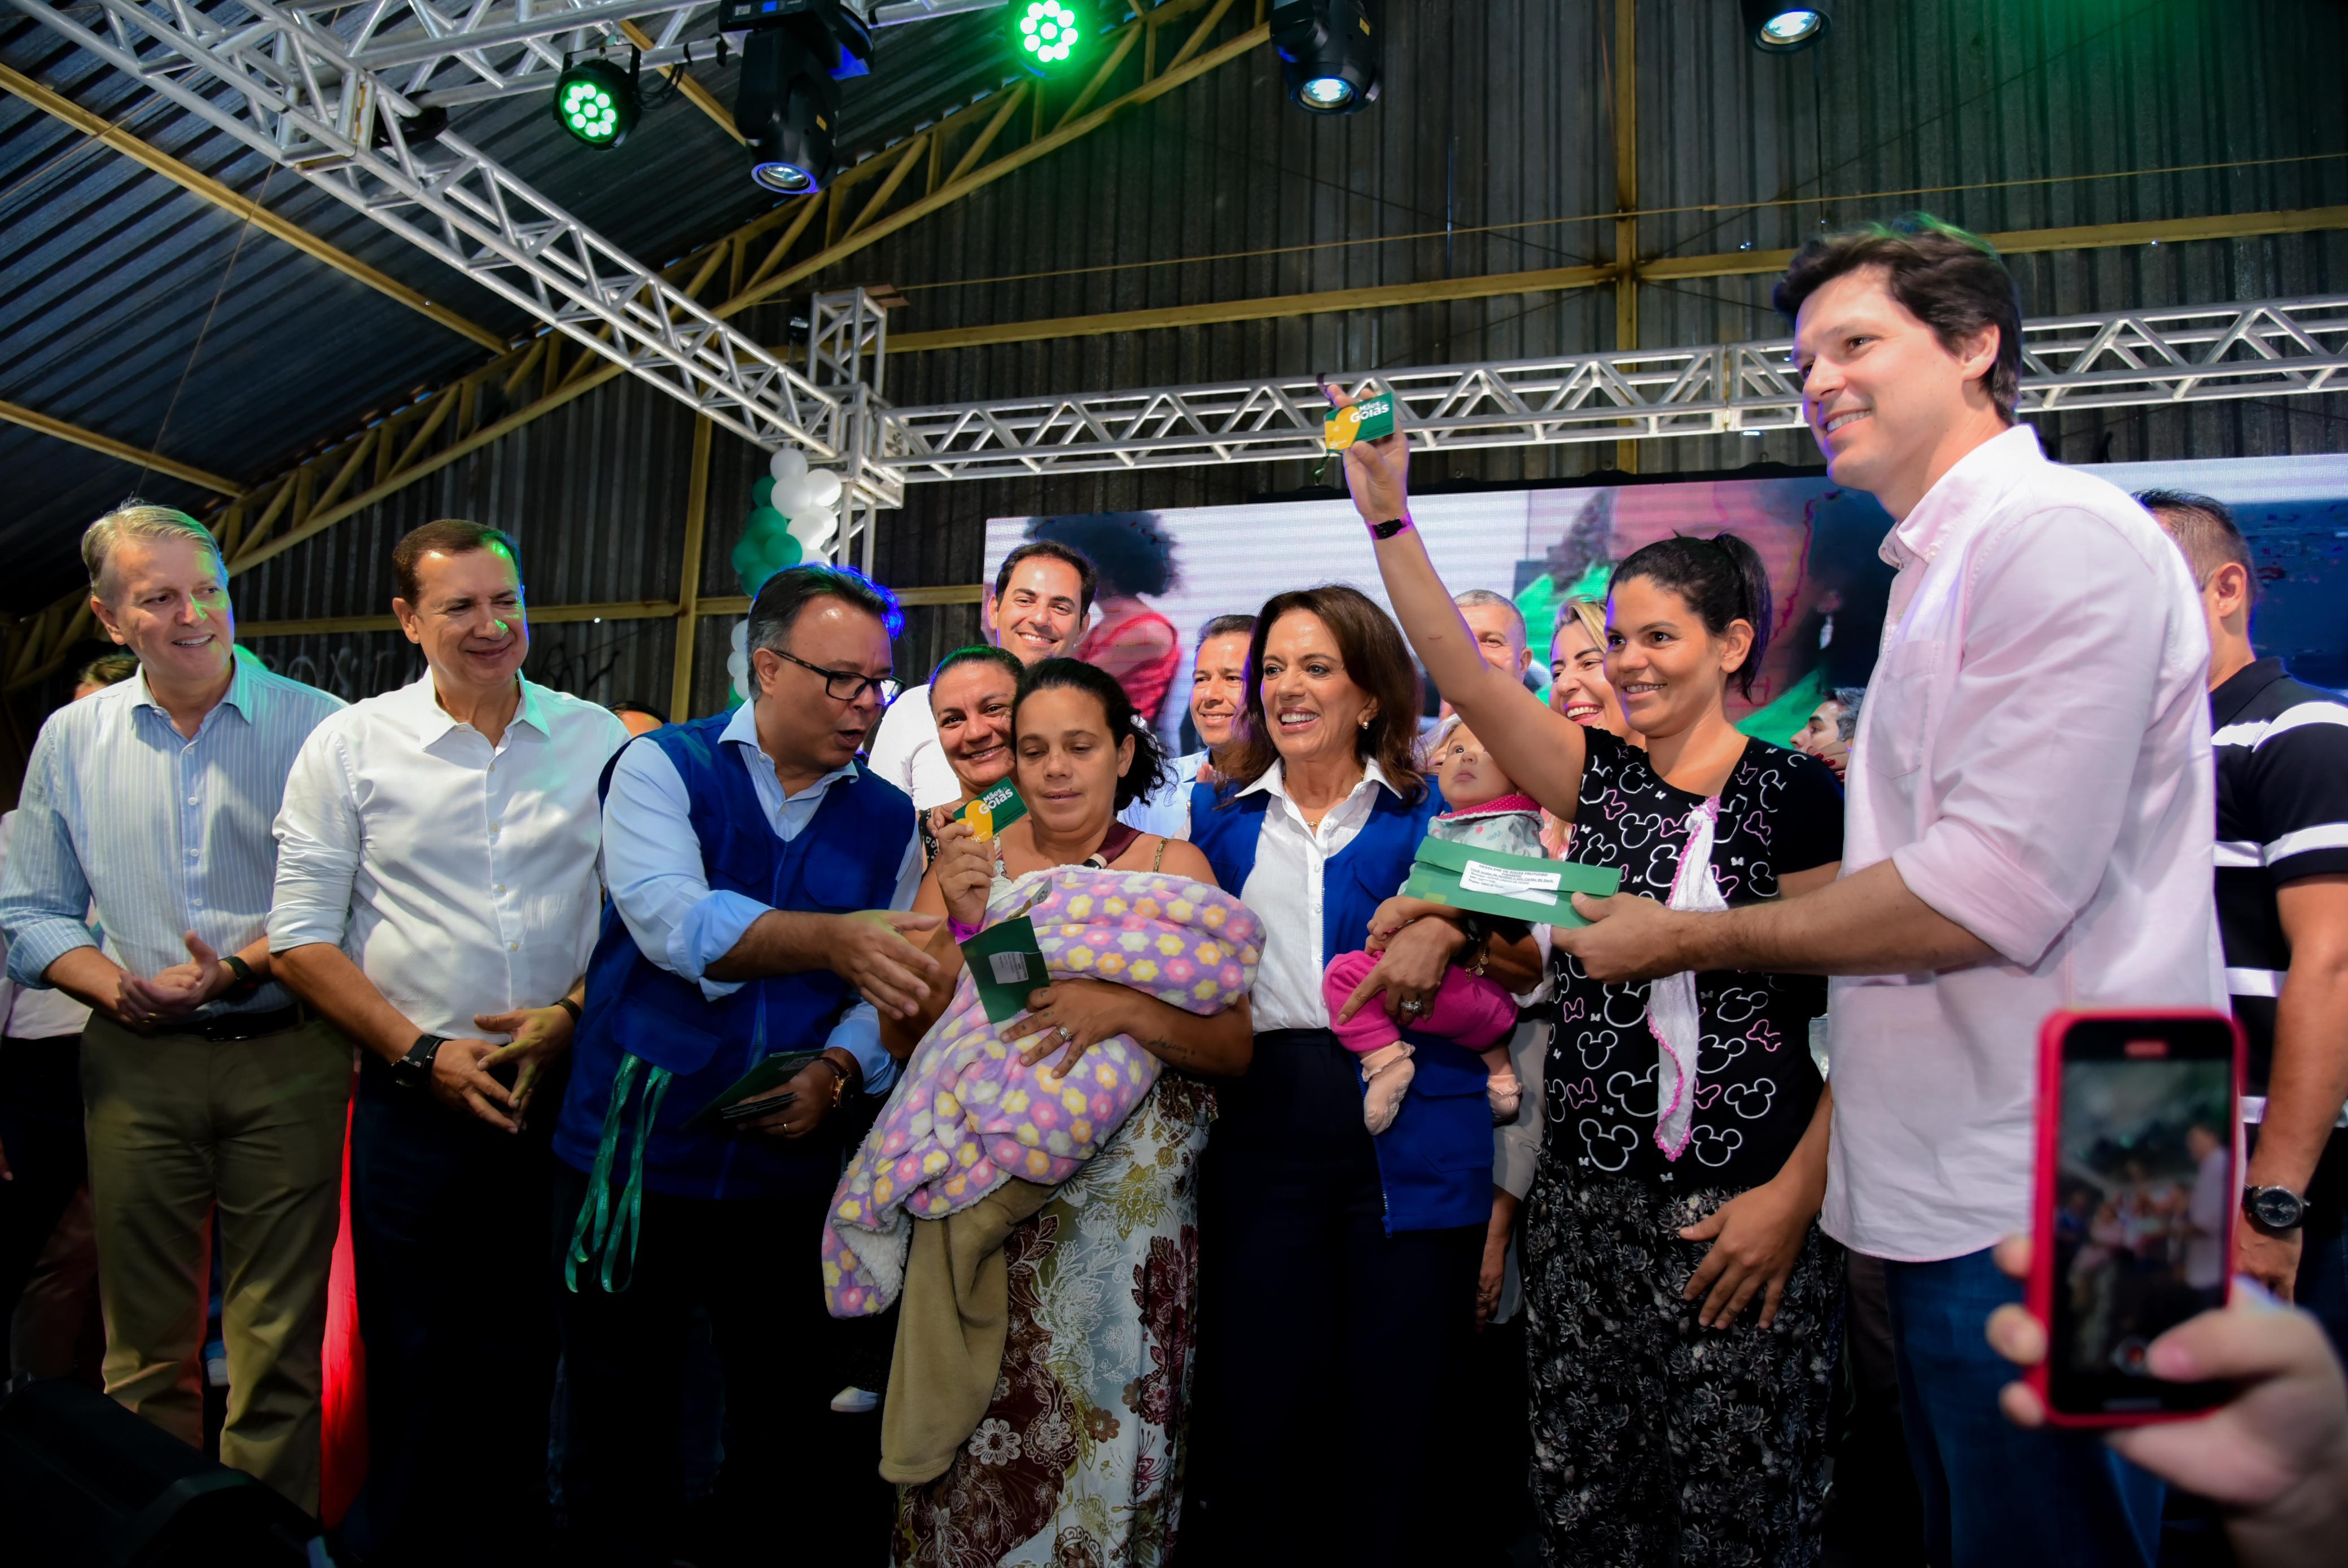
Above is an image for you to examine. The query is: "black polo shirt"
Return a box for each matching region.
[2212,656,2348,1211]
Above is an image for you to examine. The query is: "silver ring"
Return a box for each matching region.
[1055,1025,1074,1044]
[1400,998,1425,1015]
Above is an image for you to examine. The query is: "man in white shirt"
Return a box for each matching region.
[1553,218,2220,1568]
[864,540,1094,810]
[271,519,628,1567]
[1125,612,1255,839]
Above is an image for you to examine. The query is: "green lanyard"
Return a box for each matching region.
[563,1054,673,1295]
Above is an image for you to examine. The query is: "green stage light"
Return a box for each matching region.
[1012,0,1089,74]
[550,56,639,148]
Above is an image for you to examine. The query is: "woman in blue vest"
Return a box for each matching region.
[1188,584,1543,1566]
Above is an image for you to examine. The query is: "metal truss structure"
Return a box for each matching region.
[873,295,2348,482]
[307,0,1007,110]
[13,0,848,454]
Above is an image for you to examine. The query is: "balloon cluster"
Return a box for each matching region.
[729,447,846,595]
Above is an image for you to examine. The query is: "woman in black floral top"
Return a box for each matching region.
[1340,386,1846,1567]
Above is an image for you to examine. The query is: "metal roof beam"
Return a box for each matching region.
[10,0,845,455]
[0,61,510,352]
[874,294,2348,479]
[883,206,2348,355]
[0,398,242,494]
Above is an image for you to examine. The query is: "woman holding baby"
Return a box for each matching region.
[875,656,1248,1568]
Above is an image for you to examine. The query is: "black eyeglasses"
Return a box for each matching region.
[770,646,892,703]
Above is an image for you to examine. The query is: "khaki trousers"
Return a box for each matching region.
[81,1013,351,1514]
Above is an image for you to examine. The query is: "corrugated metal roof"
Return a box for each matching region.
[16,0,2348,720]
[1,2,1028,609]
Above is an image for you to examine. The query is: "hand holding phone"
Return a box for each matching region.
[2028,1008,2246,1425]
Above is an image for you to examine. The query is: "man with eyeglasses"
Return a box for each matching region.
[553,563,930,1565]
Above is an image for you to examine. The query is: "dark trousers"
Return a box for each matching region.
[343,1054,563,1567]
[1193,1028,1483,1567]
[549,1162,889,1568]
[1884,1247,2165,1568]
[0,1032,85,1366]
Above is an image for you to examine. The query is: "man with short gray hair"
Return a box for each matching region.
[0,503,347,1510]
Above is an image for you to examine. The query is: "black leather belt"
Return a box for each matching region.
[187,1004,308,1043]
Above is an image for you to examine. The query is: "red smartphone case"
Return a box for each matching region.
[2027,1006,2246,1428]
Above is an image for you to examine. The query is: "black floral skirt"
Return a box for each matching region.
[1521,1156,1845,1567]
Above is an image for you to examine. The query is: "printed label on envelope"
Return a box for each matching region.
[988,950,1035,986]
[1459,860,1565,906]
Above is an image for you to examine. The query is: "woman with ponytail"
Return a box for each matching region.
[1334,390,1848,1566]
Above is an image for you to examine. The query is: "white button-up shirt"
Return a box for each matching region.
[597,700,923,1094]
[1236,758,1400,1032]
[1823,424,2224,1263]
[268,674,629,1041]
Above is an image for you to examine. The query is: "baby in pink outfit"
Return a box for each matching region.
[1323,721,1540,1133]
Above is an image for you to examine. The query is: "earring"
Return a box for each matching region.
[1818,612,1835,651]
[1358,714,1372,730]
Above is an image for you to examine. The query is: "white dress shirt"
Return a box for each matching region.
[1823,424,2224,1263]
[1122,748,1208,842]
[864,684,965,812]
[1236,759,1401,1032]
[268,674,629,1041]
[598,701,923,1094]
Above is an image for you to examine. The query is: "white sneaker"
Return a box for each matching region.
[830,1385,879,1414]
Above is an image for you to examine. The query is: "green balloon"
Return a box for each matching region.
[772,532,805,569]
[731,536,769,596]
[751,475,776,509]
[744,505,789,541]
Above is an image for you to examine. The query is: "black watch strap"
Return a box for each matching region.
[555,995,583,1024]
[1368,516,1412,539]
[395,1033,449,1090]
[220,952,259,996]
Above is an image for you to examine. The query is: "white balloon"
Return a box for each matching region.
[787,507,839,549]
[770,479,813,518]
[767,447,809,486]
[728,619,752,702]
[803,468,843,509]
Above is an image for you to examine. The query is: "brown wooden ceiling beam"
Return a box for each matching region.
[0,397,241,494]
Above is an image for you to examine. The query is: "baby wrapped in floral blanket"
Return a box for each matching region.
[823,863,1261,1319]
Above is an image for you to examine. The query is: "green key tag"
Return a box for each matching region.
[954,779,1028,840]
[1324,393,1396,451]
[961,916,1051,1025]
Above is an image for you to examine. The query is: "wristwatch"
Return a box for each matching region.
[220,952,260,998]
[2243,1184,2310,1234]
[393,1033,449,1091]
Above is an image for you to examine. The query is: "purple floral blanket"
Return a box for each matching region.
[822,865,1259,1317]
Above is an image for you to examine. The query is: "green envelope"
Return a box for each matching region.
[960,915,1051,1024]
[1400,836,1621,927]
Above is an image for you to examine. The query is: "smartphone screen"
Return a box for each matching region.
[2038,1011,2241,1422]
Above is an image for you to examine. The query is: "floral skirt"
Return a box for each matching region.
[893,1075,1215,1568]
[1521,1157,1845,1568]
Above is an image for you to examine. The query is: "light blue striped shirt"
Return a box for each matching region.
[0,660,345,1013]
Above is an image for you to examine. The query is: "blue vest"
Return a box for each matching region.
[552,715,913,1202]
[1189,775,1495,1233]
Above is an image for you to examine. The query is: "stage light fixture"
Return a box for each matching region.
[1011,0,1090,74]
[1741,0,1830,53]
[1269,0,1379,116]
[731,1,868,194]
[550,55,638,148]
